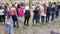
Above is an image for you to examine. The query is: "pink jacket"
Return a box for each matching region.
[18,8,24,17]
[40,5,46,16]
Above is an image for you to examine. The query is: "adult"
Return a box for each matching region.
[18,6,24,21]
[33,7,39,25]
[51,2,57,21]
[40,4,46,24]
[10,4,19,27]
[24,5,30,26]
[3,5,8,23]
[46,2,52,22]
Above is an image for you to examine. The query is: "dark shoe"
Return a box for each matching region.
[8,33,10,34]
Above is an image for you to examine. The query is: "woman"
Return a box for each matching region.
[24,6,30,26]
[18,6,24,21]
[40,4,46,24]
[10,4,19,27]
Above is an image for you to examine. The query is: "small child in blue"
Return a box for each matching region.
[6,12,13,34]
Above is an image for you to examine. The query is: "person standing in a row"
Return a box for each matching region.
[51,2,57,21]
[24,6,30,26]
[10,4,19,27]
[33,7,39,25]
[46,2,52,23]
[40,4,46,24]
[56,3,58,19]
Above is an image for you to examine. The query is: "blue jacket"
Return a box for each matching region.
[51,5,57,13]
[33,10,39,19]
[3,8,8,15]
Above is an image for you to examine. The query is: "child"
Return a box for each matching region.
[6,12,13,34]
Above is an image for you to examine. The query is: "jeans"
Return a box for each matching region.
[7,23,12,34]
[41,16,45,23]
[12,15,18,27]
[51,13,55,21]
[15,21,19,27]
[33,16,39,24]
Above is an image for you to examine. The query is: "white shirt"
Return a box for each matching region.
[0,9,4,15]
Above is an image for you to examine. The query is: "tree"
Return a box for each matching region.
[29,0,32,8]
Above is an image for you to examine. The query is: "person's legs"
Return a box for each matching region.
[33,16,35,24]
[15,21,19,27]
[24,17,27,26]
[46,15,48,22]
[56,11,58,19]
[38,16,40,23]
[14,16,19,27]
[27,18,29,26]
[51,13,54,21]
[8,24,12,34]
[41,16,45,23]
[36,16,39,23]
[12,16,16,27]
[36,18,38,23]
[48,15,50,22]
[0,15,1,22]
[2,15,5,23]
[46,13,50,22]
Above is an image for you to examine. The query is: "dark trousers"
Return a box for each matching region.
[0,15,2,22]
[33,16,39,24]
[0,15,5,22]
[46,14,50,22]
[2,15,5,22]
[38,16,40,22]
[12,15,18,27]
[41,16,45,23]
[51,13,55,21]
[56,11,59,18]
[24,17,29,26]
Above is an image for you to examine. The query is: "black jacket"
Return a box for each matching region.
[25,10,30,18]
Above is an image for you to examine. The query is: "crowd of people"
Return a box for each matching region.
[32,2,60,25]
[0,2,60,34]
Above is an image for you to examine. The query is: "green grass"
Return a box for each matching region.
[57,25,60,29]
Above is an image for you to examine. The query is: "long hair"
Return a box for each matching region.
[17,4,20,8]
[43,4,47,14]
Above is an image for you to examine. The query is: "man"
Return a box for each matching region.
[51,2,57,21]
[46,2,52,22]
